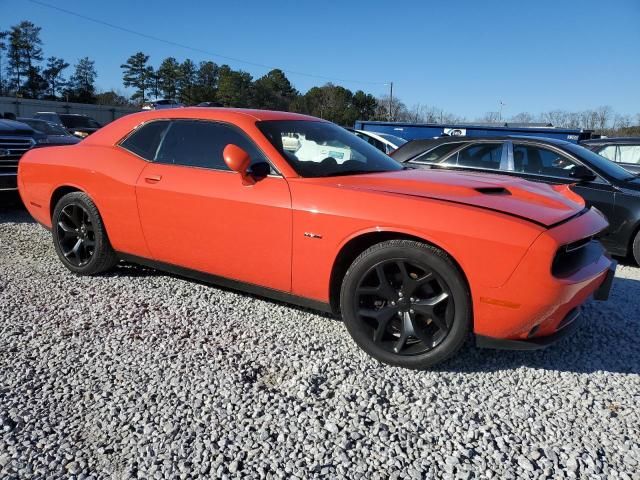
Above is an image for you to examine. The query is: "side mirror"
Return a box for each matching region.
[249,161,271,179]
[570,165,597,182]
[223,144,254,185]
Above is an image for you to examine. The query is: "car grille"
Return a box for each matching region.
[0,136,35,173]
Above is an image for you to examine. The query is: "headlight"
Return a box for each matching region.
[73,131,89,138]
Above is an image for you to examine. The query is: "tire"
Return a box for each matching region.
[340,240,471,369]
[51,192,118,275]
[633,230,640,266]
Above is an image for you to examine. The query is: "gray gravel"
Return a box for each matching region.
[1,200,639,479]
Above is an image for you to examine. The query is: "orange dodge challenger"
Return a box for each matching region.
[18,108,615,369]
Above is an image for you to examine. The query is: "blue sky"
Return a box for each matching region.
[2,0,639,119]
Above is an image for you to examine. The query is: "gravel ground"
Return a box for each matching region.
[1,197,639,479]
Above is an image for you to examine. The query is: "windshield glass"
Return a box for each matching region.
[564,143,636,181]
[257,120,403,178]
[61,115,101,129]
[21,119,68,135]
[377,133,408,146]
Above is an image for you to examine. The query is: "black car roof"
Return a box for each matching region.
[391,135,573,162]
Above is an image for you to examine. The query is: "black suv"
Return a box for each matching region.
[0,119,47,191]
[391,136,640,264]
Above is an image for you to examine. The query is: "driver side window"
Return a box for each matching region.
[513,144,580,179]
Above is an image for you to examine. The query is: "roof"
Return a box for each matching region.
[135,107,321,122]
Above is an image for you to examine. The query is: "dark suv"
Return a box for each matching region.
[0,119,48,191]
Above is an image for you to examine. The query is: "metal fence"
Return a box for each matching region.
[0,96,139,125]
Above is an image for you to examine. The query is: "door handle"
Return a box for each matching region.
[144,175,162,184]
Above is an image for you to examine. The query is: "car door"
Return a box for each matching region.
[134,119,292,292]
[509,141,617,226]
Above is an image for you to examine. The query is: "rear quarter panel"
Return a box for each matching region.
[18,144,150,257]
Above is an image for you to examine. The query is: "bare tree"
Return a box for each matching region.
[479,111,501,123]
[510,112,534,123]
[595,105,613,131]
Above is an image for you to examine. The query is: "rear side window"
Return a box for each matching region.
[413,143,465,164]
[513,144,580,178]
[448,143,504,169]
[120,121,170,160]
[597,145,617,161]
[154,120,268,170]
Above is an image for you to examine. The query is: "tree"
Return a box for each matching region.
[67,57,97,103]
[216,65,252,107]
[192,60,219,104]
[42,56,69,99]
[7,21,44,97]
[375,95,409,122]
[252,69,298,111]
[0,31,7,95]
[510,112,534,124]
[157,57,181,101]
[121,52,154,104]
[177,59,197,104]
[350,90,377,121]
[95,90,131,106]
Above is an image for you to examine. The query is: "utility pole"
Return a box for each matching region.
[388,81,393,122]
[499,100,506,122]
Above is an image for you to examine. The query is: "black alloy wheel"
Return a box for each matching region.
[52,192,118,275]
[340,240,470,369]
[355,259,453,355]
[56,203,96,267]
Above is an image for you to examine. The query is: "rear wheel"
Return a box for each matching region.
[52,192,118,275]
[340,240,471,369]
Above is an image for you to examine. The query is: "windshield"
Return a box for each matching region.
[377,133,408,146]
[564,143,636,181]
[20,119,68,136]
[257,120,403,178]
[60,115,101,129]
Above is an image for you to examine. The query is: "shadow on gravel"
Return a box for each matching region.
[439,276,640,376]
[0,192,33,224]
[110,262,339,321]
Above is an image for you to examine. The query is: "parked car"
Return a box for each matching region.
[581,137,640,174]
[197,101,223,107]
[18,109,614,369]
[142,99,185,110]
[346,128,407,155]
[391,136,640,264]
[0,118,49,191]
[33,112,102,138]
[17,117,81,145]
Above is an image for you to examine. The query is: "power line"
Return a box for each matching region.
[28,0,386,87]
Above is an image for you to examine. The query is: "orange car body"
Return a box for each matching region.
[18,108,613,343]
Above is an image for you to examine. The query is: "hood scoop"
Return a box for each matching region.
[475,186,511,195]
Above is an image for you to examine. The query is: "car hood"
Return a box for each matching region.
[0,119,35,135]
[315,169,586,227]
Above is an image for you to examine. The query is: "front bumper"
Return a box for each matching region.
[473,208,614,343]
[476,261,616,351]
[476,308,582,350]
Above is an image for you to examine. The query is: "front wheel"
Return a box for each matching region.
[340,240,471,369]
[52,192,118,275]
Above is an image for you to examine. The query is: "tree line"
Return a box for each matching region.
[1,20,638,134]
